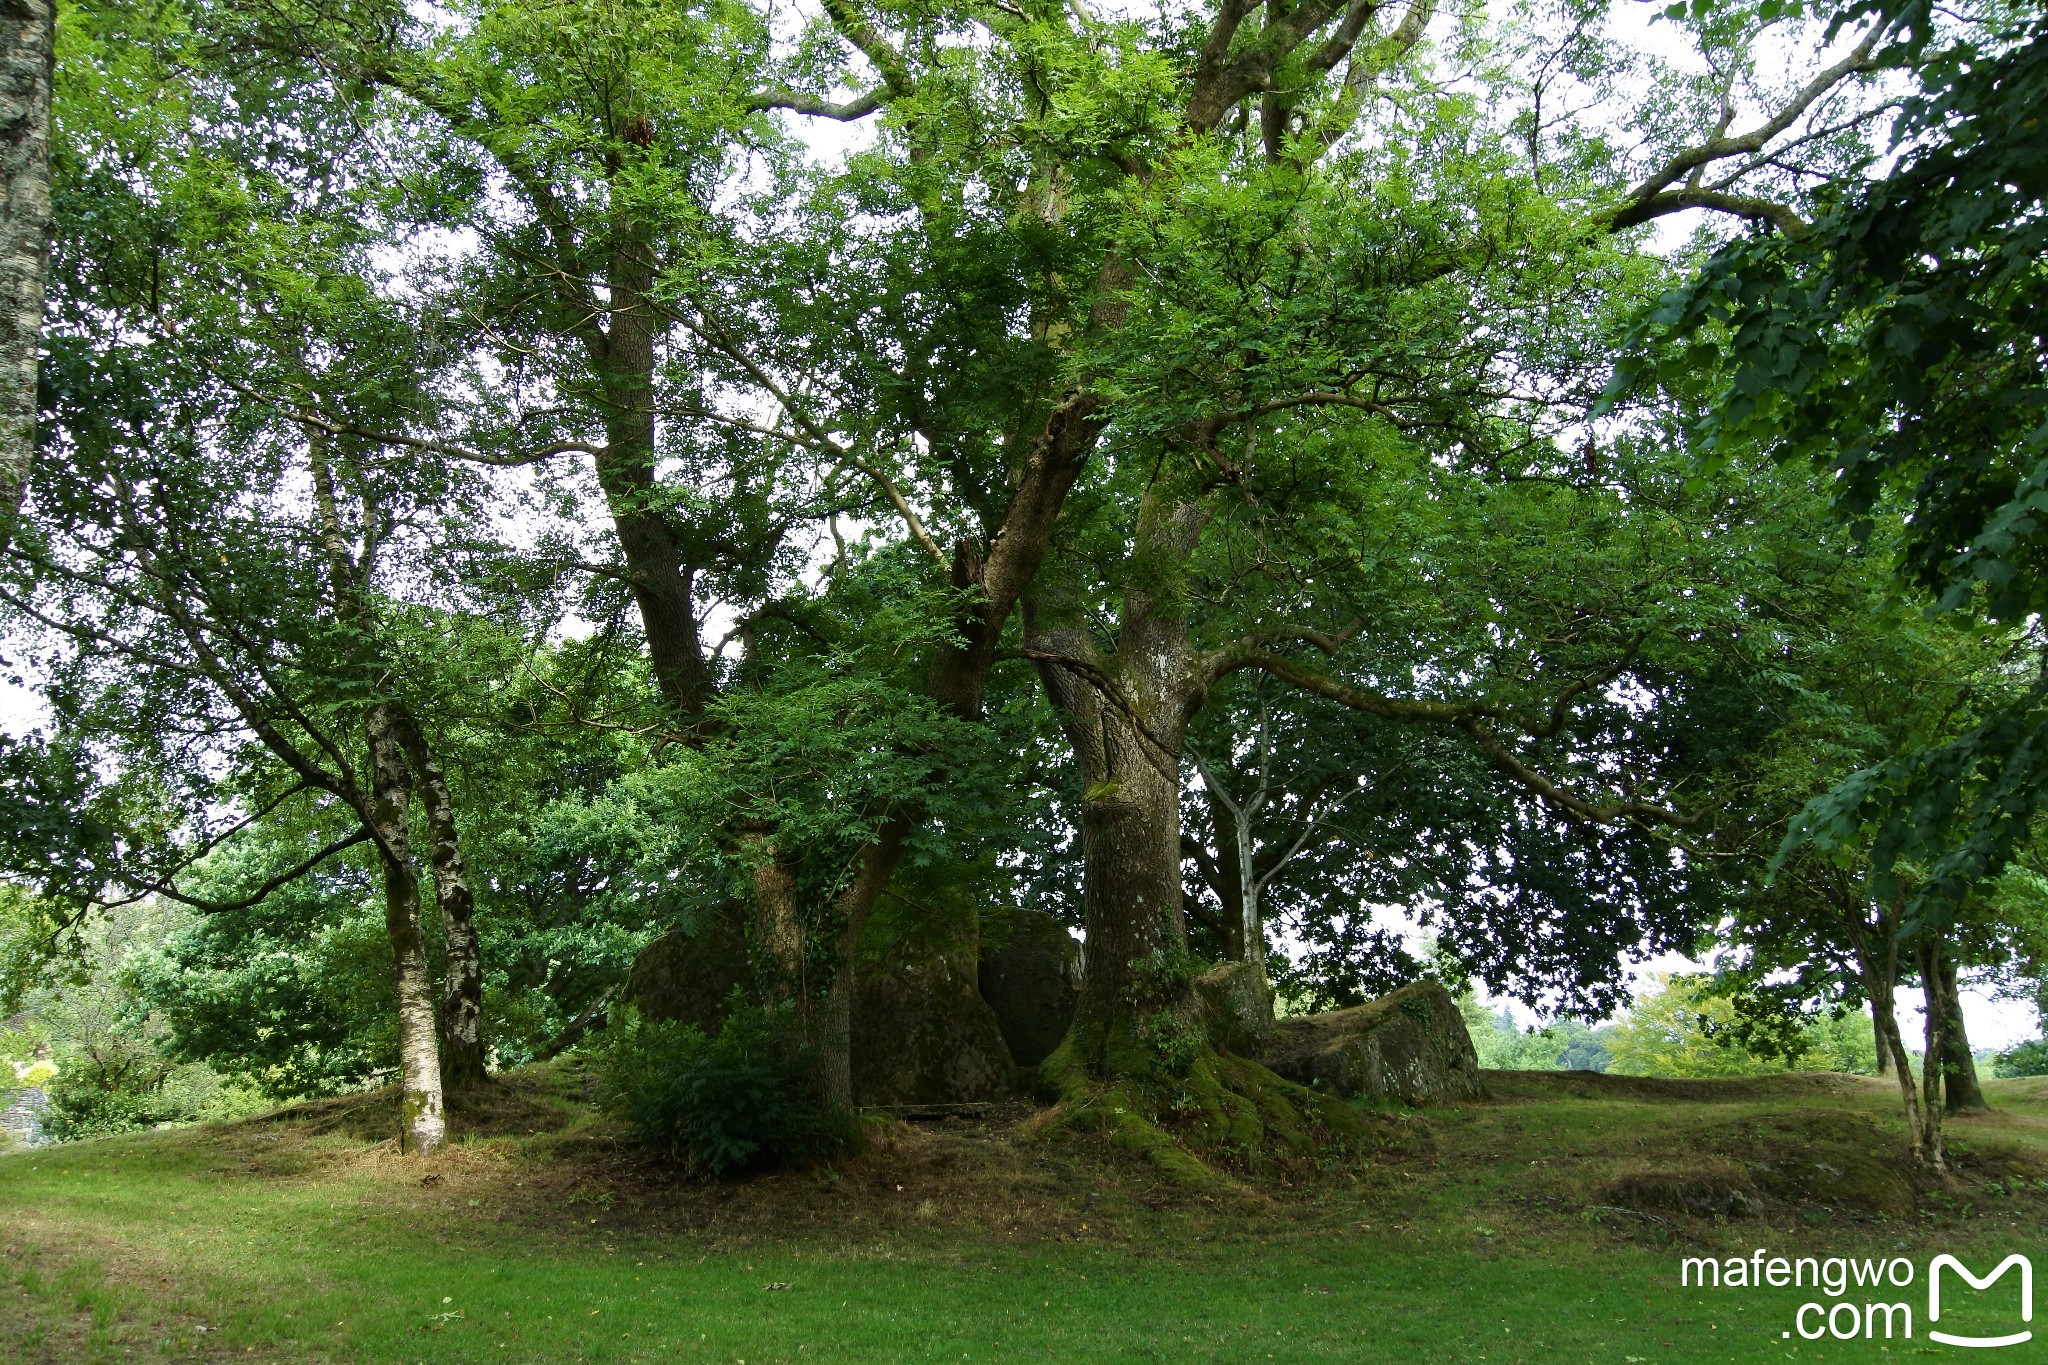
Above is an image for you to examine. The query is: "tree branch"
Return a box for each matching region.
[746,86,890,120]
[134,830,374,913]
[1604,22,1883,234]
[1216,649,1698,828]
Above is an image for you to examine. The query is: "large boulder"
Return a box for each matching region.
[621,909,751,1032]
[623,901,1021,1106]
[1191,959,1272,1055]
[853,944,1017,1105]
[1263,980,1484,1104]
[977,908,1082,1067]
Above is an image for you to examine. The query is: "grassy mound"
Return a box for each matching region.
[0,1069,2044,1361]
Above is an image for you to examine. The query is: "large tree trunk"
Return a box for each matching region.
[1934,946,1987,1112]
[1073,708,1190,1056]
[743,831,807,1004]
[590,222,712,719]
[1032,493,1207,1068]
[397,715,487,1091]
[0,0,53,553]
[365,702,446,1155]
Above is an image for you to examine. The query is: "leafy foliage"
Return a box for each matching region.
[1615,1,2048,920]
[1605,975,1877,1078]
[596,1004,854,1177]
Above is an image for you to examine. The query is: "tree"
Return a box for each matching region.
[1605,974,1876,1078]
[690,0,1900,1171]
[0,0,53,551]
[0,2,555,1142]
[1621,0,2048,921]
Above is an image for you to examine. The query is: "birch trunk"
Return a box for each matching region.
[366,702,446,1155]
[1914,937,1948,1174]
[0,0,53,552]
[398,716,487,1090]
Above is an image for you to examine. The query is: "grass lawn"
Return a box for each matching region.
[1,1067,2042,1362]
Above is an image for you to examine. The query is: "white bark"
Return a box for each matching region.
[366,701,446,1156]
[0,0,53,551]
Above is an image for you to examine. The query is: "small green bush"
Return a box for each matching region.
[596,1004,853,1176]
[43,1074,170,1141]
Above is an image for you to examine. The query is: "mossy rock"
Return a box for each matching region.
[854,943,1017,1105]
[977,908,1082,1067]
[621,908,751,1033]
[1263,980,1483,1105]
[1033,1032,1380,1196]
[1191,960,1272,1056]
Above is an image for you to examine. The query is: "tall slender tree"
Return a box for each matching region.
[0,0,53,551]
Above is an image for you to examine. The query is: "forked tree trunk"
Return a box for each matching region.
[397,715,487,1090]
[1847,899,1927,1166]
[366,701,446,1155]
[0,0,53,553]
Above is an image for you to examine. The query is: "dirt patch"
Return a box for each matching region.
[469,1100,1274,1247]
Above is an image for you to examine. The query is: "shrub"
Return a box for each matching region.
[1993,1039,2048,1078]
[596,1004,853,1176]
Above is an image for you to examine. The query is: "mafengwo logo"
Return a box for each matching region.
[1928,1254,2032,1349]
[1678,1249,2032,1346]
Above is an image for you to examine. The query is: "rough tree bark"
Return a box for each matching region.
[589,211,714,720]
[396,713,487,1090]
[1028,492,1207,1064]
[365,701,447,1156]
[0,0,53,553]
[1933,943,1987,1113]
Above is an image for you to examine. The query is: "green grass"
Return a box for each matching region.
[1,1069,2043,1362]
